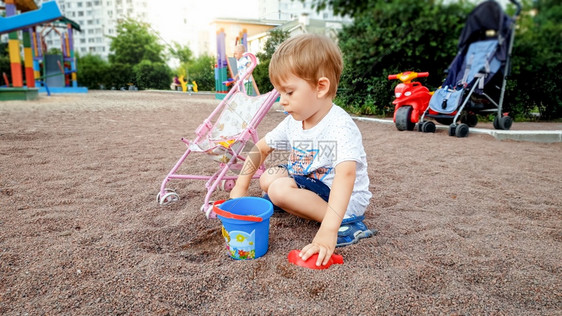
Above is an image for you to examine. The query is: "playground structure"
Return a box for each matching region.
[215,28,260,99]
[0,0,87,101]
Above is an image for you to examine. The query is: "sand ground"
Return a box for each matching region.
[1,91,561,315]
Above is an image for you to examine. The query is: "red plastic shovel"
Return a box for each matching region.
[287,249,344,270]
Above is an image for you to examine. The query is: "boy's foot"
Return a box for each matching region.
[336,215,377,247]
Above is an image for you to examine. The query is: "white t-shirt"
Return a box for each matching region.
[236,56,251,83]
[265,104,372,217]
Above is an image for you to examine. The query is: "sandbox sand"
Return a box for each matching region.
[1,91,560,314]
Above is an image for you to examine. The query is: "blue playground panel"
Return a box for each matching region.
[0,1,62,35]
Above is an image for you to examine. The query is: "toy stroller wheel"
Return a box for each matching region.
[493,116,501,130]
[395,106,415,131]
[158,191,180,205]
[436,117,454,125]
[499,116,513,130]
[422,121,436,133]
[157,188,177,204]
[221,179,236,192]
[455,123,469,138]
[448,124,457,136]
[201,202,217,219]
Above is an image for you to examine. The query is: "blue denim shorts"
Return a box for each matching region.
[263,166,331,209]
[291,175,331,202]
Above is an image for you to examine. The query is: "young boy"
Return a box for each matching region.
[229,34,374,267]
[232,44,254,95]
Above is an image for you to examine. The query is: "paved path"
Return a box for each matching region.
[353,117,562,143]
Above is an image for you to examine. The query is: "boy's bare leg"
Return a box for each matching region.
[259,166,289,192]
[267,177,329,222]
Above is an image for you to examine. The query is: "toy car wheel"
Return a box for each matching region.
[395,106,415,131]
[448,124,457,136]
[158,190,180,205]
[455,123,469,137]
[499,116,513,130]
[422,121,436,133]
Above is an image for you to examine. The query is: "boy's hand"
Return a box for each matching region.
[299,226,337,266]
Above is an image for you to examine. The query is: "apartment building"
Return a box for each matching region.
[258,0,351,22]
[38,0,149,60]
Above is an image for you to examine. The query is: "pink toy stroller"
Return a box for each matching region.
[157,53,280,218]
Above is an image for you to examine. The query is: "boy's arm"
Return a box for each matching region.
[229,138,273,198]
[300,160,356,266]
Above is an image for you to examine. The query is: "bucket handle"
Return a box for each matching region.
[213,200,263,222]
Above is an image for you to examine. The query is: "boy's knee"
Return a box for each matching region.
[259,175,270,192]
[259,167,286,192]
[267,177,295,204]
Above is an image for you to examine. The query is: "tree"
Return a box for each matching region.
[187,54,215,91]
[506,0,562,120]
[133,59,172,90]
[106,18,171,89]
[108,18,167,66]
[305,0,372,17]
[0,43,10,80]
[253,29,290,93]
[170,42,193,81]
[107,63,135,90]
[76,54,110,89]
[337,0,472,114]
[169,42,193,64]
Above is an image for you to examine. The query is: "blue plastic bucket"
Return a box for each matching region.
[213,197,273,260]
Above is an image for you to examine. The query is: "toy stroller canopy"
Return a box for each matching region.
[457,0,514,61]
[442,0,515,90]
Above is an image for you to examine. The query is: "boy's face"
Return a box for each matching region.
[234,50,242,60]
[275,73,322,122]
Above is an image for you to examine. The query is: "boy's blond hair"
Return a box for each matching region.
[269,33,343,99]
[235,44,246,54]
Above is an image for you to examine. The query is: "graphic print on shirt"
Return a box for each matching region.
[287,141,335,181]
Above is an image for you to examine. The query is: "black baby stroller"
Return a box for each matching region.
[419,0,522,137]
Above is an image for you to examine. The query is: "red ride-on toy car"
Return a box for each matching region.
[388,71,432,131]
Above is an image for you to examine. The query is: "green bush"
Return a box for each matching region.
[106,63,135,90]
[253,29,290,93]
[133,59,172,90]
[76,54,110,89]
[0,43,11,79]
[187,54,215,91]
[506,0,562,120]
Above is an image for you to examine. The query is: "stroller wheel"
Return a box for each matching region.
[421,121,436,133]
[448,124,457,136]
[395,106,415,131]
[493,116,501,130]
[158,189,180,205]
[201,202,217,219]
[455,123,470,138]
[220,179,236,192]
[499,116,513,130]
